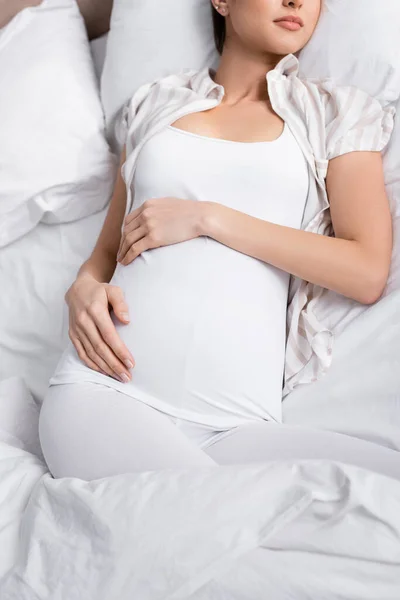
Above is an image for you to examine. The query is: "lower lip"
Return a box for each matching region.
[274,21,302,31]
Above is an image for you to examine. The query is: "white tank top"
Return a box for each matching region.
[51,123,309,428]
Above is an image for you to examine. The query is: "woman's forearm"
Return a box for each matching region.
[199,202,386,305]
[77,147,128,285]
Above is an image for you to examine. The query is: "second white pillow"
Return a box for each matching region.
[0,0,116,248]
[101,0,219,151]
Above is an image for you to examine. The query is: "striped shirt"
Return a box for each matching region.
[115,53,395,400]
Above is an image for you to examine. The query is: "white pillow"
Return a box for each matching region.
[90,32,109,81]
[101,0,219,151]
[298,0,400,105]
[0,0,116,248]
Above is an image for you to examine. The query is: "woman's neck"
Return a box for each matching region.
[212,43,284,105]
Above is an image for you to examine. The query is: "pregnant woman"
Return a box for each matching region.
[39,0,394,480]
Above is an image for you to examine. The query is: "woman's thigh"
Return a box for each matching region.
[204,421,400,481]
[39,382,215,480]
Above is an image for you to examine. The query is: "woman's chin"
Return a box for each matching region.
[264,31,311,58]
[271,42,303,57]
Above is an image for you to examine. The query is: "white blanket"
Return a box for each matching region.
[0,380,399,599]
[0,211,106,402]
[283,288,400,450]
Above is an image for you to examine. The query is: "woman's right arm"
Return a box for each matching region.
[77,146,127,285]
[65,146,136,383]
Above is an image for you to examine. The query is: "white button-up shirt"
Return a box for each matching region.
[116,53,395,400]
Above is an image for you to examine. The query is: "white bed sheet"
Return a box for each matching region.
[90,33,108,81]
[283,287,400,451]
[0,383,399,599]
[0,210,107,403]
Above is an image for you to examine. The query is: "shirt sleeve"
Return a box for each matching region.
[321,81,396,160]
[114,80,156,151]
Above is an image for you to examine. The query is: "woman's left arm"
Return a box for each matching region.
[201,152,393,305]
[117,152,392,306]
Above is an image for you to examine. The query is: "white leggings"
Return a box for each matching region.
[39,382,400,481]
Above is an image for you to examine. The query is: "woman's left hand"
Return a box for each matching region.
[117,197,207,265]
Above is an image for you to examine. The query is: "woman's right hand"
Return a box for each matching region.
[65,273,135,383]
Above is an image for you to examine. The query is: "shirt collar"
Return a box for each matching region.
[189,53,300,99]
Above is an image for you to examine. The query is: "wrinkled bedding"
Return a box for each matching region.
[1,11,400,598]
[0,384,399,599]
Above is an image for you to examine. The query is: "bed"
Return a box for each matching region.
[0,1,400,597]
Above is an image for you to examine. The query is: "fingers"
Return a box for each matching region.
[78,333,124,382]
[124,199,158,229]
[123,212,142,233]
[95,314,136,371]
[72,336,113,379]
[103,288,136,366]
[118,200,166,265]
[119,236,152,266]
[107,285,131,324]
[83,317,133,382]
[117,225,146,263]
[78,325,132,383]
[124,205,142,225]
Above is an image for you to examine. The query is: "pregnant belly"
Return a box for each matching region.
[109,237,289,422]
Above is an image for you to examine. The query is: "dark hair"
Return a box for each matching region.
[212,6,226,54]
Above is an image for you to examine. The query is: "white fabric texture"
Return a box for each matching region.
[105,53,394,399]
[90,32,108,81]
[283,289,400,451]
[0,210,107,402]
[298,0,400,104]
[0,378,42,460]
[38,380,400,482]
[39,382,218,479]
[50,123,309,427]
[2,391,400,600]
[0,0,116,248]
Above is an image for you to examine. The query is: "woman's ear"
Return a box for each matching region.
[213,1,229,17]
